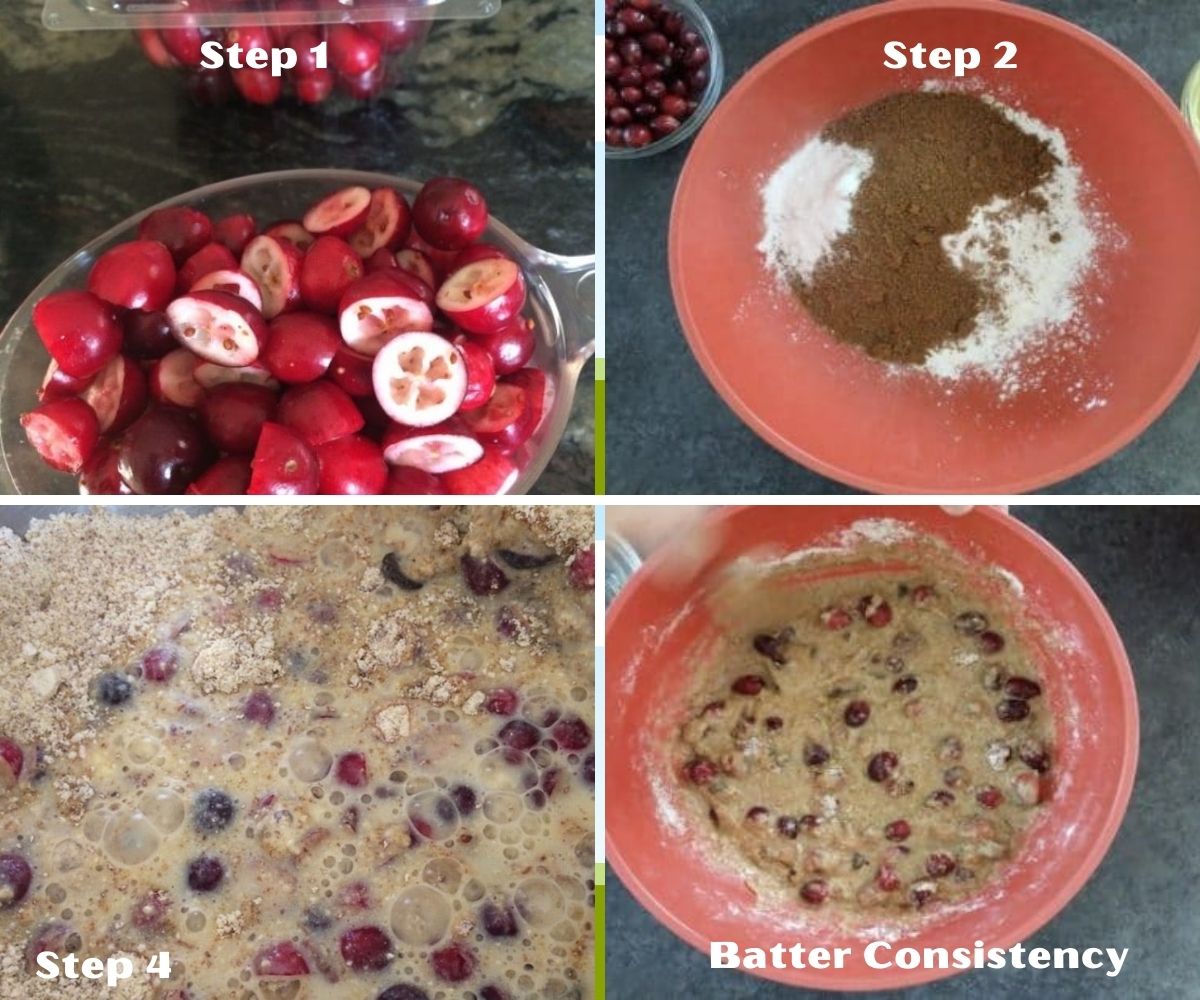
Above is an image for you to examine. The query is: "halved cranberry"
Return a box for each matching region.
[340,925,394,972]
[248,422,318,495]
[177,242,239,294]
[461,555,510,595]
[926,853,957,878]
[498,720,539,751]
[336,752,369,787]
[731,674,765,696]
[0,853,31,908]
[800,879,829,904]
[480,900,519,937]
[429,941,475,983]
[876,864,901,892]
[978,630,1006,654]
[683,758,717,785]
[350,188,412,258]
[551,715,592,750]
[484,689,519,716]
[20,398,100,474]
[843,700,871,727]
[976,785,1004,808]
[819,606,852,630]
[884,819,911,841]
[139,646,178,683]
[997,699,1031,722]
[277,381,364,448]
[263,313,341,384]
[253,941,310,977]
[242,690,275,726]
[299,236,364,313]
[867,751,898,782]
[804,743,831,766]
[186,455,250,495]
[1004,677,1042,700]
[317,435,387,495]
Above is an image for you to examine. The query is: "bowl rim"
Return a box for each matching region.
[668,0,1200,494]
[0,168,591,496]
[604,504,1140,991]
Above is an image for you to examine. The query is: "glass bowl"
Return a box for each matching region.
[0,169,594,495]
[604,0,724,160]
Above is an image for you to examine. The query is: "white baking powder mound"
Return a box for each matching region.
[757,137,873,283]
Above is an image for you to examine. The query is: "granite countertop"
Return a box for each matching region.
[607,504,1200,998]
[0,0,593,495]
[606,0,1200,495]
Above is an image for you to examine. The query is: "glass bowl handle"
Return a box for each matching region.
[531,252,595,369]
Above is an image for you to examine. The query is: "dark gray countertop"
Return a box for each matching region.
[605,0,1200,495]
[607,505,1199,998]
[0,0,594,494]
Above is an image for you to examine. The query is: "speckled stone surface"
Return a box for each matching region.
[605,0,1200,495]
[0,0,594,495]
[607,504,1200,998]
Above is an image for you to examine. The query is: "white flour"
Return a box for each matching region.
[924,97,1101,397]
[757,137,873,282]
[757,88,1114,400]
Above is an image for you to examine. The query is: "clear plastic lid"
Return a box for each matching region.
[44,0,499,31]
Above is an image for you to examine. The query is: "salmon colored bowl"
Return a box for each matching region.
[669,0,1200,493]
[605,506,1138,990]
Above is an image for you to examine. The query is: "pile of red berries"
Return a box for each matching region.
[135,16,426,106]
[20,178,549,495]
[604,0,712,149]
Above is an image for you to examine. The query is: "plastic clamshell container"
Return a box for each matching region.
[43,0,499,30]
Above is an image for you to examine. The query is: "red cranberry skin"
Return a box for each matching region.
[884,819,911,842]
[138,206,213,264]
[820,607,852,630]
[124,309,176,360]
[140,646,178,683]
[336,752,369,787]
[1004,677,1043,700]
[844,700,871,727]
[328,24,382,76]
[683,758,718,785]
[497,720,539,751]
[979,630,1006,654]
[997,699,1031,722]
[88,241,177,312]
[340,925,394,972]
[800,879,829,904]
[550,715,592,751]
[118,407,214,494]
[867,751,898,782]
[480,320,536,377]
[262,313,340,384]
[413,178,489,251]
[976,786,1004,809]
[316,435,387,495]
[429,942,475,983]
[0,739,23,782]
[232,66,283,106]
[33,291,122,379]
[199,383,277,455]
[731,674,765,696]
[253,941,310,977]
[214,214,257,256]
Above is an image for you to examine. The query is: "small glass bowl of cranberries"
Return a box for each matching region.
[604,0,723,159]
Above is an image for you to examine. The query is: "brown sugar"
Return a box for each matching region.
[797,91,1059,363]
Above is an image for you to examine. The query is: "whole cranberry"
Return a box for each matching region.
[412,177,489,251]
[340,925,394,971]
[867,751,898,782]
[884,819,911,842]
[731,674,765,696]
[800,879,829,904]
[429,942,475,982]
[844,700,871,727]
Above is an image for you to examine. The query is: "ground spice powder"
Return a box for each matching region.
[797,91,1059,364]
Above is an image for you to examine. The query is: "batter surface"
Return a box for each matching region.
[678,570,1052,917]
[0,505,595,1000]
